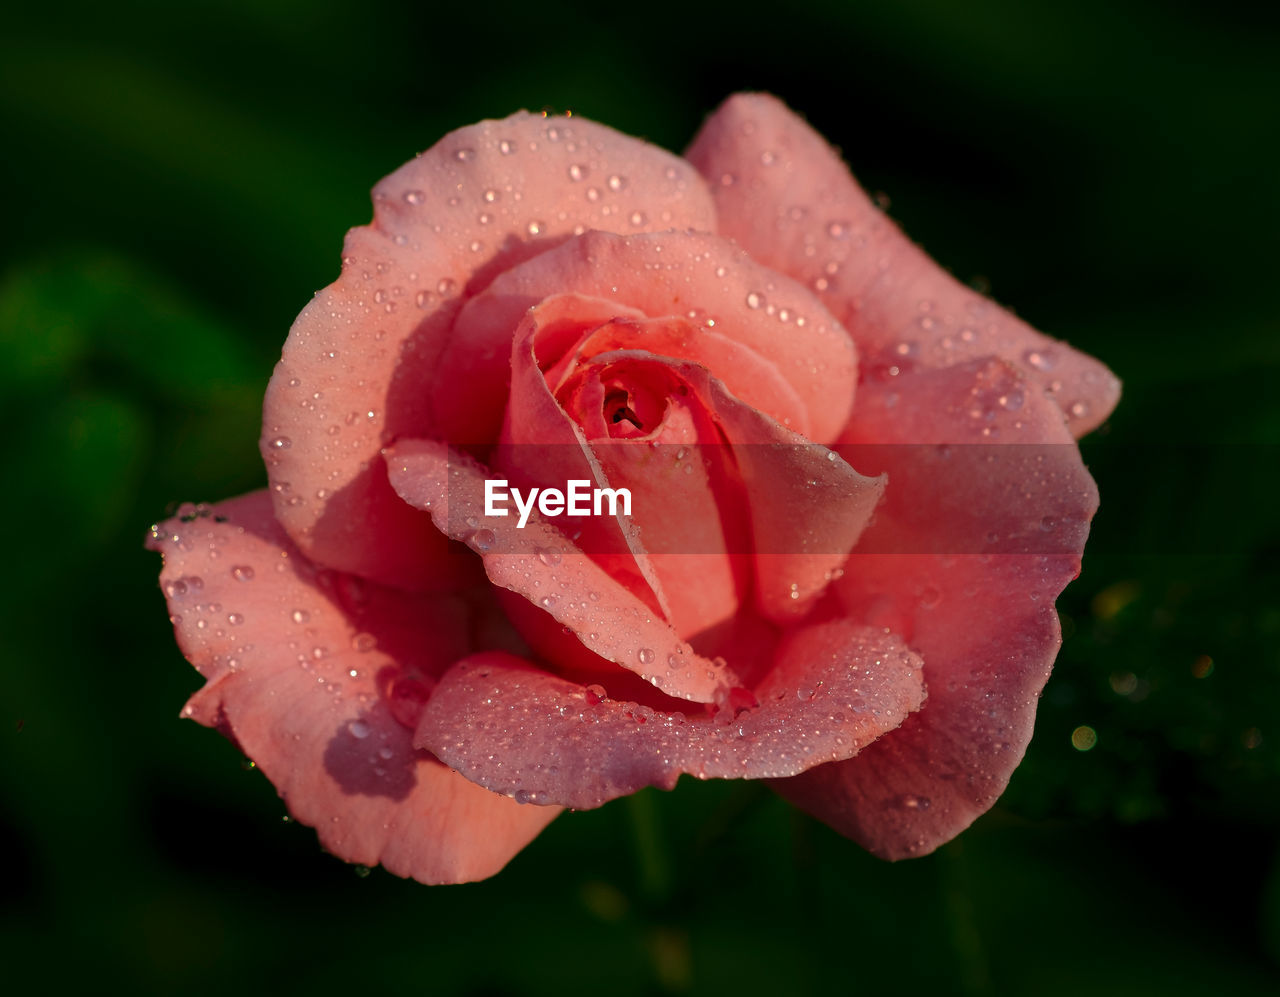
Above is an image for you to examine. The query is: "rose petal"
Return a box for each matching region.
[415,620,925,809]
[438,230,858,444]
[697,375,885,623]
[146,491,558,884]
[561,384,749,641]
[686,92,1121,437]
[383,439,735,703]
[263,111,716,587]
[770,357,1098,858]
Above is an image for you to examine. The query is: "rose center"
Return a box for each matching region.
[605,389,644,430]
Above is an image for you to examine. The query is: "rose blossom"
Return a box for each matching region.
[147,94,1119,883]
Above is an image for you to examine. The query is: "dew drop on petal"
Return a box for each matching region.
[348,720,371,739]
[1023,347,1056,371]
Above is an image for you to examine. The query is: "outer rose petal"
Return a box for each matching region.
[415,620,925,810]
[263,111,716,588]
[685,93,1121,437]
[440,230,858,444]
[146,491,557,884]
[770,357,1099,857]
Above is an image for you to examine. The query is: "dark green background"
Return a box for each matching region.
[3,1,1278,993]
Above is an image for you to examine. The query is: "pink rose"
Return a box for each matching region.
[148,94,1119,883]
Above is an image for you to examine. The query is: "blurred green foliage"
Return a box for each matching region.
[2,1,1277,994]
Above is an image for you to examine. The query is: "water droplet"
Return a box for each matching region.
[1023,347,1056,371]
[454,147,475,162]
[351,632,376,652]
[269,436,291,450]
[404,190,425,205]
[228,612,244,626]
[437,277,457,296]
[585,684,607,705]
[388,675,434,728]
[537,547,562,567]
[567,163,587,182]
[348,719,371,739]
[637,647,655,665]
[230,565,255,582]
[472,528,496,551]
[498,139,515,155]
[796,686,816,701]
[1069,400,1090,419]
[607,174,627,192]
[540,595,557,609]
[920,586,941,609]
[826,220,850,240]
[291,609,310,624]
[745,291,764,309]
